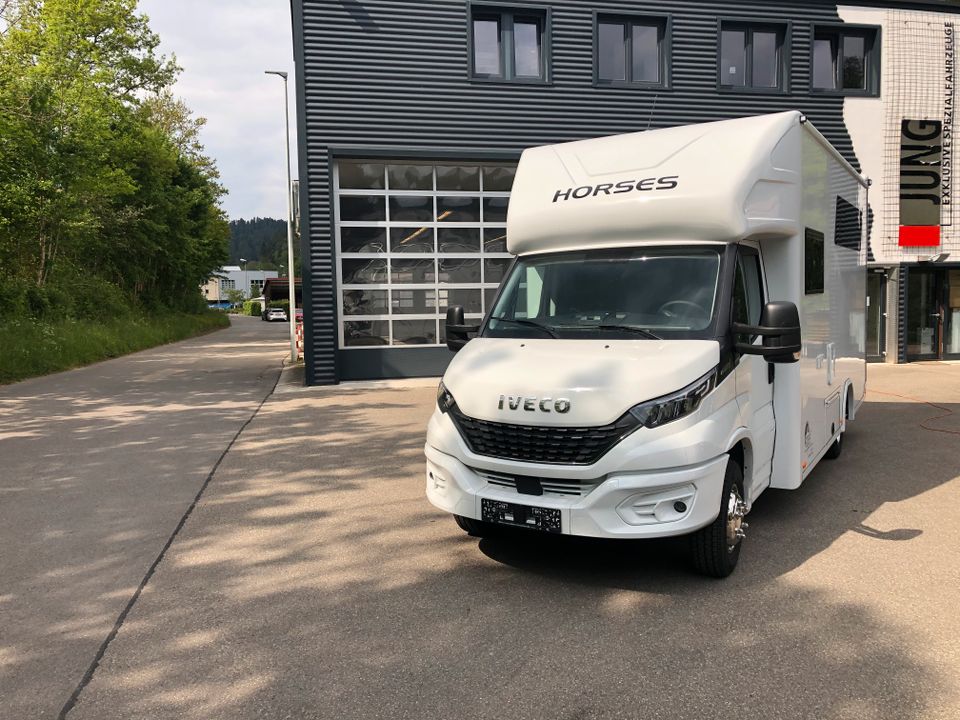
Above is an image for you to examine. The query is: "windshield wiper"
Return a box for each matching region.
[490,315,559,338]
[594,324,662,340]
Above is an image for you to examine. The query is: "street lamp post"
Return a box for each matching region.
[240,257,248,302]
[265,69,298,362]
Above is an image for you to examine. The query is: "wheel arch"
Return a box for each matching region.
[725,431,754,503]
[841,379,856,422]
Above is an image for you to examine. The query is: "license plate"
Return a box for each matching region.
[481,498,561,533]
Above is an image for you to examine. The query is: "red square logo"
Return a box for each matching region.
[899,225,941,247]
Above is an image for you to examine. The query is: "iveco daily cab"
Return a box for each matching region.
[425,112,868,576]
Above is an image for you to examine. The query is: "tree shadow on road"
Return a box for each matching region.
[0,318,289,719]
[57,383,960,719]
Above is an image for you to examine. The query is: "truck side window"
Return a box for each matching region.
[733,250,764,339]
[516,265,545,318]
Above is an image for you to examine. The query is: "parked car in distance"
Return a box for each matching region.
[266,308,288,322]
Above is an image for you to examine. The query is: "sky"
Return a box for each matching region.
[137,0,298,221]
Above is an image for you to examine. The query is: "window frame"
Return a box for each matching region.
[593,11,672,89]
[716,18,791,95]
[467,2,552,85]
[809,22,881,97]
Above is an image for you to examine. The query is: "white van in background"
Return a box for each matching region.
[425,112,867,576]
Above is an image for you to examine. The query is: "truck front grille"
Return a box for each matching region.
[448,406,640,465]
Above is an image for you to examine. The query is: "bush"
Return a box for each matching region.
[249,301,261,317]
[269,300,290,312]
[71,276,131,321]
[0,279,29,319]
[24,285,51,318]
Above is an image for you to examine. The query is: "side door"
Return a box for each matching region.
[732,245,775,496]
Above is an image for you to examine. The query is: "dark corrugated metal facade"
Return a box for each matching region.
[291,0,899,384]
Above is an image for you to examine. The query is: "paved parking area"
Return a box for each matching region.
[64,363,960,720]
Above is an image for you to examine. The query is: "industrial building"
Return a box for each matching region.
[291,0,960,383]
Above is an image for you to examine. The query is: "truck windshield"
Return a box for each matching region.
[484,246,722,340]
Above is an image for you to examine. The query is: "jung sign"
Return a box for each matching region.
[899,119,944,247]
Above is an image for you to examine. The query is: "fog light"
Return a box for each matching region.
[616,484,696,526]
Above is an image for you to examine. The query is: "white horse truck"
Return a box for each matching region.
[425,112,867,576]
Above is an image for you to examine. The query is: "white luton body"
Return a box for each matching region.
[425,111,868,576]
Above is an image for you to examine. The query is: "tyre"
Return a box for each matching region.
[824,432,843,459]
[454,514,499,537]
[690,457,747,578]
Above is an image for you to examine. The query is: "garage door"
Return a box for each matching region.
[334,160,516,351]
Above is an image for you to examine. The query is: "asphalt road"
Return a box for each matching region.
[52,362,960,720]
[0,315,289,718]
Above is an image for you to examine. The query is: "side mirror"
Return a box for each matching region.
[445,305,479,352]
[733,301,801,364]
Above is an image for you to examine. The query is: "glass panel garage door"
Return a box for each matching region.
[334,160,515,347]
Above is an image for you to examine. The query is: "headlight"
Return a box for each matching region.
[628,367,719,429]
[437,381,456,414]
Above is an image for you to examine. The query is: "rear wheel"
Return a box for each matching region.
[690,458,746,578]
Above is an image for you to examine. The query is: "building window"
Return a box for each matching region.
[334,160,516,348]
[718,21,788,91]
[469,4,549,82]
[812,25,880,95]
[595,14,669,87]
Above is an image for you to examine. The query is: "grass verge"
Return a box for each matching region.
[0,311,231,385]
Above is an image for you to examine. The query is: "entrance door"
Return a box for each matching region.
[906,268,941,360]
[866,271,886,362]
[945,269,960,359]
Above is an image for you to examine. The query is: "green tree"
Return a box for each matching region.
[0,0,178,287]
[0,0,228,319]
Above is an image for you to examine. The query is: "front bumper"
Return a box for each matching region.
[425,443,729,539]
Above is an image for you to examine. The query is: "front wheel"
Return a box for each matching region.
[824,432,843,459]
[689,458,747,578]
[454,514,501,538]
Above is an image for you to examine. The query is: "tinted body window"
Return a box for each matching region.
[805,229,825,295]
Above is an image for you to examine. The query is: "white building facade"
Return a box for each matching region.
[202,266,279,305]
